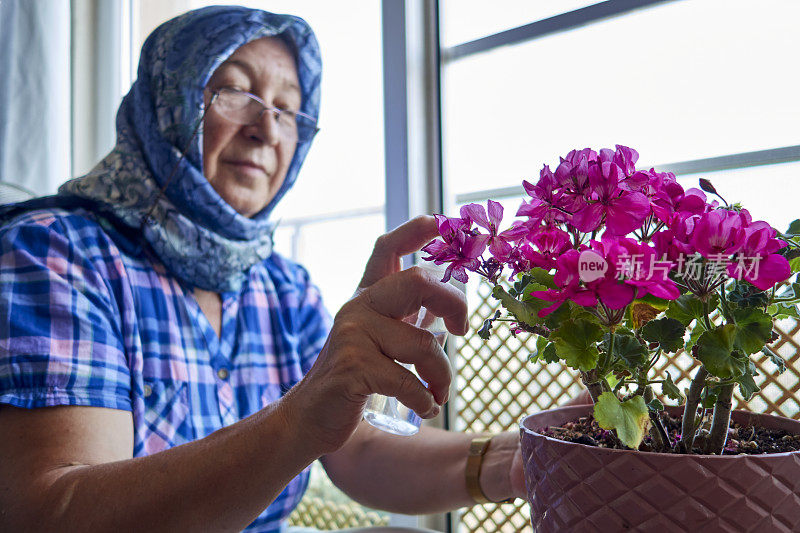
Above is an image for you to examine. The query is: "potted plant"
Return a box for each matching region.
[421,145,800,531]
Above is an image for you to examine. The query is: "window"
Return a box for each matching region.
[441,0,800,230]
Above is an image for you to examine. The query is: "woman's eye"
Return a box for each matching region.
[275,102,298,113]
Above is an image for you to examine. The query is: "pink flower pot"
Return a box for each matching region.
[520,405,800,532]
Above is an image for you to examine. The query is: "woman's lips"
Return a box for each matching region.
[224,160,269,179]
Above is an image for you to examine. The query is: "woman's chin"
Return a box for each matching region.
[220,189,270,218]
[208,172,279,218]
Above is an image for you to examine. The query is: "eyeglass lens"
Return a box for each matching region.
[214,89,316,142]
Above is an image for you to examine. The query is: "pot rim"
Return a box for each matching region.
[519,404,800,459]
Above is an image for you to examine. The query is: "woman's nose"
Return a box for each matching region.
[248,109,280,146]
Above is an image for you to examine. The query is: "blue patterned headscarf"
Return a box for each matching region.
[59,6,321,292]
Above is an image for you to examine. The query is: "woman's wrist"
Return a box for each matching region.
[467,433,517,504]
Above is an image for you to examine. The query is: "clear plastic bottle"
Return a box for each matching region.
[363,263,450,436]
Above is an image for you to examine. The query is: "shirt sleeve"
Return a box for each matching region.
[0,212,132,410]
[295,266,333,375]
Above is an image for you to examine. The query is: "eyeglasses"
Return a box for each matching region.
[210,87,319,143]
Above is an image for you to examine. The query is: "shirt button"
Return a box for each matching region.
[143,384,152,398]
[217,368,230,380]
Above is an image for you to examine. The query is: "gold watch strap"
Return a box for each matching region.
[466,435,493,504]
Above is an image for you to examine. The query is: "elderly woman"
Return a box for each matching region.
[0,7,524,532]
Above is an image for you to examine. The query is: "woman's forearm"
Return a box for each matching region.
[321,423,518,514]
[6,400,319,533]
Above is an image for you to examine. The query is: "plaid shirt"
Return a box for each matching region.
[0,208,332,532]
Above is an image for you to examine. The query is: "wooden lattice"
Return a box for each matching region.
[287,496,389,529]
[286,462,390,530]
[454,279,800,533]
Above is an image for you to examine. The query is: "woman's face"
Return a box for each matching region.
[203,37,301,218]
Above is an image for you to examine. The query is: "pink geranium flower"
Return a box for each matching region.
[652,212,697,261]
[598,236,680,301]
[727,220,791,290]
[517,166,571,226]
[461,200,528,261]
[528,227,573,266]
[648,171,708,223]
[571,161,651,236]
[690,209,748,260]
[529,249,600,315]
[421,215,488,283]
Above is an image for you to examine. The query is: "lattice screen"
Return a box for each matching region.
[287,462,391,529]
[453,279,800,533]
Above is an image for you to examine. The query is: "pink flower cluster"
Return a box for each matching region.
[530,236,681,315]
[422,145,791,314]
[652,208,791,290]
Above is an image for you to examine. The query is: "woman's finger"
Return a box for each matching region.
[361,266,468,336]
[359,354,440,419]
[359,216,439,288]
[362,312,452,405]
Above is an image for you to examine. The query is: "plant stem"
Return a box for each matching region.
[644,386,670,452]
[705,383,735,455]
[701,300,714,331]
[608,329,616,360]
[580,370,604,403]
[719,282,732,322]
[679,366,709,452]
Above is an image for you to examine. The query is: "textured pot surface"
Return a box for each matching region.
[520,405,800,532]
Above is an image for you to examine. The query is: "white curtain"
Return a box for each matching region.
[0,0,71,194]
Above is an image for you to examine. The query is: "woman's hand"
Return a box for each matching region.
[284,217,468,456]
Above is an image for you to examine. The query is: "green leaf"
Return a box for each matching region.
[641,317,686,353]
[593,392,650,449]
[529,335,549,363]
[731,308,773,355]
[631,293,671,311]
[686,322,706,353]
[536,334,548,353]
[666,294,719,326]
[543,301,572,331]
[662,372,684,403]
[491,285,543,328]
[647,398,665,412]
[519,281,548,300]
[787,219,800,236]
[509,274,533,297]
[626,295,670,329]
[568,303,602,325]
[541,342,559,364]
[762,346,787,374]
[528,267,557,289]
[768,302,800,320]
[477,313,498,340]
[728,280,770,308]
[789,257,800,274]
[695,325,748,379]
[615,326,635,337]
[550,319,604,372]
[737,368,760,402]
[602,333,648,368]
[701,387,719,409]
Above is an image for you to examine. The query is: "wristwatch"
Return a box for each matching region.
[466,435,515,505]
